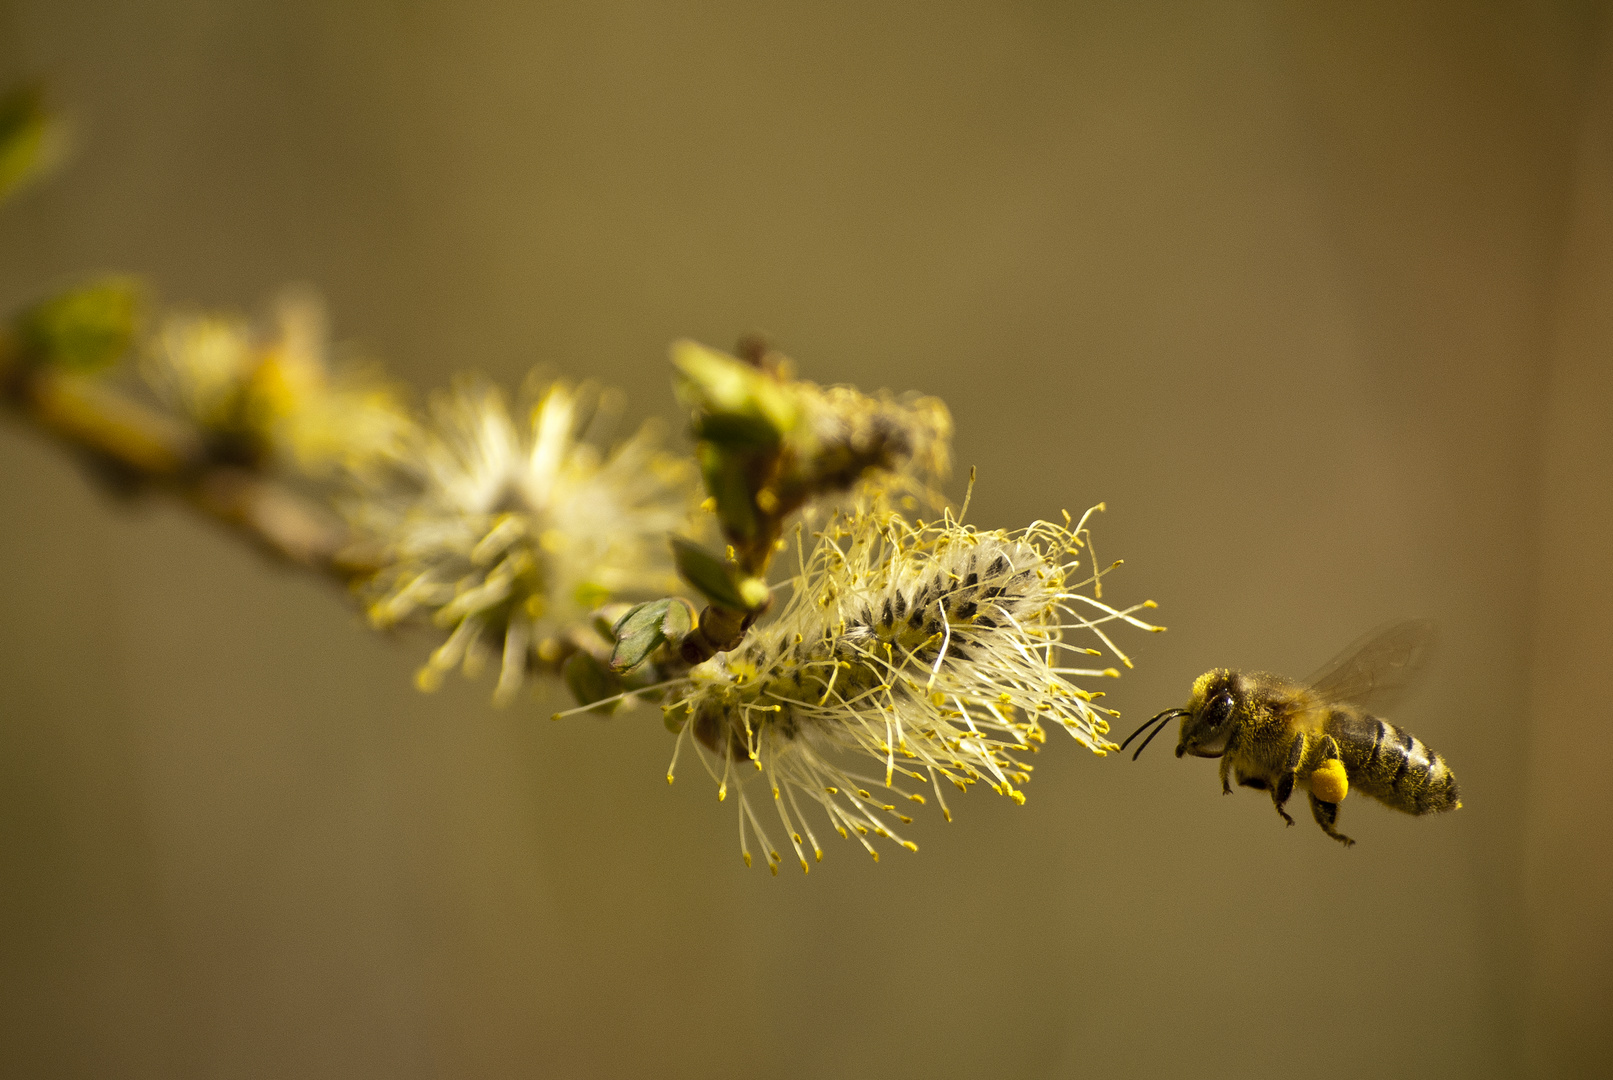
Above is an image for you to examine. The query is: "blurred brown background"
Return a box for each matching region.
[1,2,1610,1077]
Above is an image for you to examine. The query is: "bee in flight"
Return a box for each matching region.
[1121,619,1460,846]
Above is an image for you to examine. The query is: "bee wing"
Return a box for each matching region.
[1304,618,1439,715]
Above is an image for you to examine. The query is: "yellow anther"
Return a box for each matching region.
[901,841,918,852]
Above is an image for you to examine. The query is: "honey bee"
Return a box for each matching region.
[1122,620,1461,846]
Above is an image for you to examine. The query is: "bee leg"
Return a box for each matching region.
[1270,734,1305,827]
[1218,730,1240,794]
[1308,792,1355,847]
[1271,774,1296,826]
[1318,734,1343,764]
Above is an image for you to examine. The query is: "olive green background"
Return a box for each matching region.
[1,2,1609,1077]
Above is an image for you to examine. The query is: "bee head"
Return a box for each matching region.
[1174,670,1241,759]
[1119,669,1242,762]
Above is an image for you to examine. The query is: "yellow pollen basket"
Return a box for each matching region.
[1310,759,1349,803]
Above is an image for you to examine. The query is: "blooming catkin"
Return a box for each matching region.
[141,293,416,479]
[354,378,701,702]
[660,507,1159,872]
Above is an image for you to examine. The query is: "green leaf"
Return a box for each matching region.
[0,85,54,204]
[699,444,757,540]
[670,537,751,611]
[671,339,798,444]
[16,277,142,374]
[659,595,694,640]
[562,651,623,714]
[609,598,674,672]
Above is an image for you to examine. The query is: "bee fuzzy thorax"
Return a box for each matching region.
[660,507,1161,873]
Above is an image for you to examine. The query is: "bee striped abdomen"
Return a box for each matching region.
[1326,710,1460,815]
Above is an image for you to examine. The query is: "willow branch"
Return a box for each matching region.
[0,338,360,583]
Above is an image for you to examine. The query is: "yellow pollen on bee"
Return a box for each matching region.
[1311,759,1349,803]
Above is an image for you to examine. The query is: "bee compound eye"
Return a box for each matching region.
[1205,692,1234,727]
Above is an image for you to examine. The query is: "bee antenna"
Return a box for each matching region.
[1121,709,1186,761]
